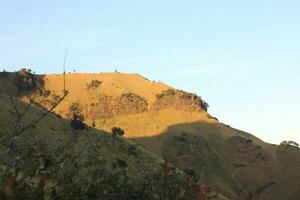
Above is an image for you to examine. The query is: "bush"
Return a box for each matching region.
[116,158,128,168]
[0,69,8,77]
[69,103,86,130]
[70,115,86,130]
[246,139,253,144]
[288,140,299,147]
[42,90,51,97]
[112,127,125,137]
[87,79,102,90]
[184,168,196,178]
[174,135,187,143]
[128,145,138,156]
[69,103,81,117]
[280,140,299,148]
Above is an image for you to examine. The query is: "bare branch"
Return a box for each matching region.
[17,91,68,136]
[9,93,20,118]
[8,96,37,139]
[19,96,36,118]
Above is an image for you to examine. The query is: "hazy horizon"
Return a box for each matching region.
[1,1,299,144]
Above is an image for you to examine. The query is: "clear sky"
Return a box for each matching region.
[1,0,299,144]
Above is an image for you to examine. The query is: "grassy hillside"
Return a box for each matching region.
[1,70,300,200]
[0,93,165,199]
[134,122,300,200]
[0,92,229,199]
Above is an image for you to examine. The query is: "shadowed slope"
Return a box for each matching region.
[133,121,300,200]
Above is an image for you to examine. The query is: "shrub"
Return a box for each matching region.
[128,145,138,156]
[87,79,102,90]
[69,103,86,130]
[280,140,299,148]
[246,139,253,144]
[70,115,86,130]
[116,158,128,168]
[174,135,187,143]
[51,94,60,103]
[42,90,51,97]
[184,168,196,178]
[111,127,125,137]
[69,103,82,117]
[208,114,219,121]
[0,69,8,77]
[288,140,299,147]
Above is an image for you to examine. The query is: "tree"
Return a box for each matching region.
[112,127,125,137]
[288,140,299,148]
[68,103,86,130]
[280,140,299,148]
[14,68,43,94]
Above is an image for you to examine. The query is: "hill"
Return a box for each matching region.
[1,69,300,200]
[0,92,231,199]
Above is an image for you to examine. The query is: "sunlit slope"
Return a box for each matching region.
[43,73,170,112]
[15,72,214,138]
[0,71,219,138]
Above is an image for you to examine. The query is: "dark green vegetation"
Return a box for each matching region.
[68,103,86,130]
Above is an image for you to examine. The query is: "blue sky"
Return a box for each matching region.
[1,0,299,144]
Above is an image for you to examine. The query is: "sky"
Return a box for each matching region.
[0,0,299,144]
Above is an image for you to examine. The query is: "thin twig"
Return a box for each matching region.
[17,91,68,135]
[9,93,20,117]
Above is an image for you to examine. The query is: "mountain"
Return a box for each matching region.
[1,88,227,199]
[0,69,300,200]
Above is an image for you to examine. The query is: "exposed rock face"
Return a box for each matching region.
[89,93,148,118]
[114,93,149,114]
[154,89,209,112]
[87,89,209,119]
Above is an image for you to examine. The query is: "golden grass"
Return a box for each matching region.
[44,73,170,112]
[91,108,215,138]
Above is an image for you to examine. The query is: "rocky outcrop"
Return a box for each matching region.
[88,89,209,119]
[153,89,209,112]
[89,93,148,118]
